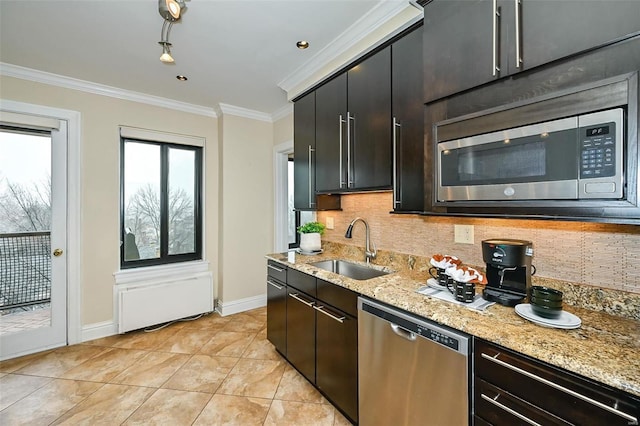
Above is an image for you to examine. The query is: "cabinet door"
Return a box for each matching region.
[392,26,424,212]
[286,288,316,383]
[315,74,347,193]
[348,46,392,190]
[266,278,286,355]
[293,92,316,209]
[424,0,506,103]
[519,0,640,72]
[315,305,358,424]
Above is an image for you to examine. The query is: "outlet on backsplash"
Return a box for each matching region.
[454,225,474,244]
[326,217,334,230]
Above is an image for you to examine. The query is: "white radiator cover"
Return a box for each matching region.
[117,272,213,333]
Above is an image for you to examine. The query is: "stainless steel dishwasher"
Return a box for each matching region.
[358,297,470,426]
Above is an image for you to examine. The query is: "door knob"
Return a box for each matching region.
[53,248,63,257]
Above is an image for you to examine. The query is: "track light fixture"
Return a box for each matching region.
[158,0,187,63]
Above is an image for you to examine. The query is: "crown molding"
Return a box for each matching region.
[278,1,422,100]
[0,62,218,118]
[217,103,274,122]
[271,103,293,122]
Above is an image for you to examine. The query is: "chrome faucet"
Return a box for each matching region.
[345,217,377,264]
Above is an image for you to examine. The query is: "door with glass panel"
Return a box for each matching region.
[0,118,67,360]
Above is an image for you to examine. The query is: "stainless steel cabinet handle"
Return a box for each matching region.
[390,323,416,341]
[392,117,402,207]
[515,0,522,69]
[289,292,315,307]
[347,112,354,187]
[339,114,346,187]
[313,305,345,323]
[267,280,283,290]
[308,144,315,207]
[267,264,284,273]
[480,393,541,426]
[492,0,500,76]
[481,352,638,424]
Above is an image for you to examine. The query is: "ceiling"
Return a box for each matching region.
[0,0,421,117]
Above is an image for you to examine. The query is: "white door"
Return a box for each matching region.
[0,114,67,360]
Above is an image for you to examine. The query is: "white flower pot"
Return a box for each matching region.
[300,232,322,252]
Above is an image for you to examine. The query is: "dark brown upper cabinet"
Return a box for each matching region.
[423,0,640,103]
[391,26,424,212]
[315,47,392,193]
[293,92,316,210]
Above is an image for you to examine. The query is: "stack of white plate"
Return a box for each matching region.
[515,304,581,329]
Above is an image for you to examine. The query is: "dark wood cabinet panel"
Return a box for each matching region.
[423,0,640,104]
[316,278,358,318]
[293,92,316,210]
[286,287,316,383]
[315,74,348,193]
[392,26,424,212]
[423,0,500,103]
[266,277,286,355]
[347,46,392,190]
[288,268,316,297]
[474,339,640,426]
[316,307,358,424]
[519,1,640,73]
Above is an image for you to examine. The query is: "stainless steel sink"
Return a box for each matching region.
[309,259,391,281]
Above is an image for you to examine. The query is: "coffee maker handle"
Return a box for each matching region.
[531,265,537,276]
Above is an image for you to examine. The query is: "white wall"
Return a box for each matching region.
[0,75,221,327]
[217,113,275,313]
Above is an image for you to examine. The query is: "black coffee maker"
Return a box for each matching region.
[482,239,534,307]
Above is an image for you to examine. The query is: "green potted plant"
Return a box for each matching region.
[297,221,326,252]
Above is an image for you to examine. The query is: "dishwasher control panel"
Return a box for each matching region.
[417,325,459,351]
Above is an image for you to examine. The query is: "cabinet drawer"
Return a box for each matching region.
[267,261,287,283]
[288,268,316,297]
[316,278,358,317]
[475,379,570,425]
[475,340,640,426]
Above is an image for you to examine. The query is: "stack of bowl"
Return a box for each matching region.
[529,286,563,319]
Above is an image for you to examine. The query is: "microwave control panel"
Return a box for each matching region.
[580,122,616,179]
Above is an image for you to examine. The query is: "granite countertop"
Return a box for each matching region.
[266,245,640,398]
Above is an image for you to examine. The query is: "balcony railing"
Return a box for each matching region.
[0,231,51,310]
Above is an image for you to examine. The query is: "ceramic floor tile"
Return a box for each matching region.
[14,345,107,378]
[51,383,154,425]
[222,313,265,333]
[110,351,190,387]
[264,400,335,426]
[333,408,353,426]
[193,394,271,426]
[123,388,211,425]
[242,335,283,361]
[162,354,238,393]
[0,379,103,426]
[0,374,51,411]
[154,328,217,354]
[0,350,54,373]
[60,348,147,382]
[274,365,326,404]
[181,312,232,330]
[217,358,285,399]
[110,326,181,350]
[199,331,255,357]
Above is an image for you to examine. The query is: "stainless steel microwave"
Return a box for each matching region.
[436,108,624,202]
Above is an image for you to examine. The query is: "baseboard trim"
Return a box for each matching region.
[217,294,266,317]
[81,320,117,342]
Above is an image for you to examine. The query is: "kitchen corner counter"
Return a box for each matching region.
[266,248,640,398]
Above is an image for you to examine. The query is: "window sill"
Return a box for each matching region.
[114,260,210,285]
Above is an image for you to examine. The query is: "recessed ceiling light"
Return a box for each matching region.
[296,40,309,49]
[176,75,188,81]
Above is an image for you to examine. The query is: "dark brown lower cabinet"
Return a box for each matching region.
[315,304,358,424]
[286,287,316,383]
[266,277,286,355]
[474,339,640,425]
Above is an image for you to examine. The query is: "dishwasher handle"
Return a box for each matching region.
[390,323,417,341]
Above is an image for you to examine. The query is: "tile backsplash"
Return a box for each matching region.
[317,192,640,295]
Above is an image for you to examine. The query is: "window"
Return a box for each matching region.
[120,132,202,268]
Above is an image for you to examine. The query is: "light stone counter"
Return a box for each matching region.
[266,242,640,398]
